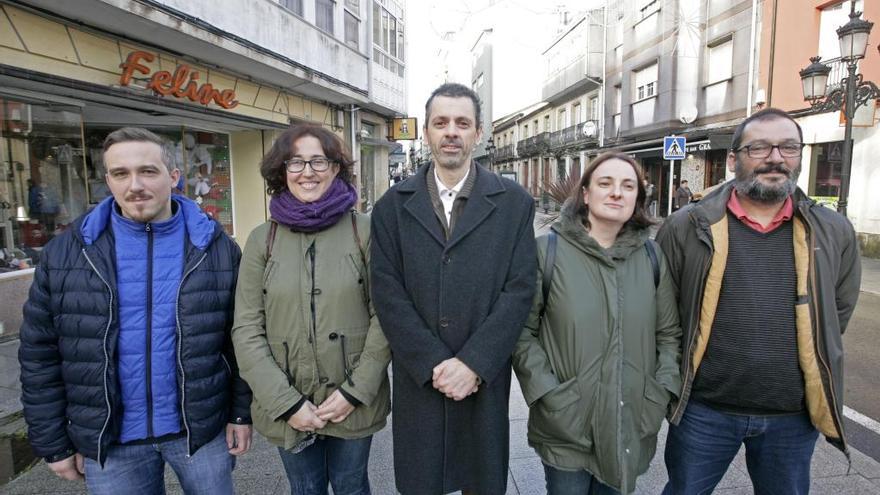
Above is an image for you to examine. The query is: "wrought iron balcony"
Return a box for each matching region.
[517,132,551,157]
[549,120,599,153]
[495,144,516,162]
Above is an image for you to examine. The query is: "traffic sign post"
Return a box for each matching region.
[663,136,686,215]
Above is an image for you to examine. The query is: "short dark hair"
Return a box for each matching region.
[569,151,654,231]
[681,179,688,184]
[260,124,355,196]
[730,107,803,152]
[102,127,176,172]
[424,83,482,129]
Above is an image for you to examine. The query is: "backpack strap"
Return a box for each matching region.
[350,210,371,310]
[645,239,660,289]
[539,230,558,319]
[265,221,278,260]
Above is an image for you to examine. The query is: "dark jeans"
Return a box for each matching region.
[662,400,819,495]
[543,463,620,495]
[277,435,372,495]
[83,430,234,495]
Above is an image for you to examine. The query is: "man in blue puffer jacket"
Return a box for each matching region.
[19,127,252,494]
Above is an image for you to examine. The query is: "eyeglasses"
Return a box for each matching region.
[284,157,332,173]
[736,142,805,159]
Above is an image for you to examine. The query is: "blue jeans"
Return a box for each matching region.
[277,435,373,495]
[662,400,819,495]
[543,463,620,495]
[84,430,235,495]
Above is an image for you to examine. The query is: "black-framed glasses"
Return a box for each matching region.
[736,142,805,159]
[284,157,332,173]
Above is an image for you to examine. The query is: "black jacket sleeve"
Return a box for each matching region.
[224,237,253,424]
[19,258,77,460]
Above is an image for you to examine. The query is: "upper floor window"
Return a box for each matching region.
[316,0,334,33]
[523,124,529,138]
[706,37,733,85]
[373,1,404,75]
[344,10,359,48]
[633,62,658,102]
[281,0,303,16]
[589,96,599,121]
[556,109,565,130]
[573,102,582,124]
[819,0,863,59]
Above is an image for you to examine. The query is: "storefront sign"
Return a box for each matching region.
[686,142,712,152]
[119,51,239,109]
[391,117,418,140]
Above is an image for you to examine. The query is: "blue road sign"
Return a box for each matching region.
[663,136,686,160]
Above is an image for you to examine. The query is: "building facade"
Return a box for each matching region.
[0,0,406,338]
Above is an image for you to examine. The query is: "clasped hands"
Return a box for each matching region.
[432,357,480,401]
[287,390,355,433]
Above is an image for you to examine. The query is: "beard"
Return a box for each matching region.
[734,160,799,203]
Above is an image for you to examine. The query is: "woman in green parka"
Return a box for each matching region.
[513,152,682,494]
[232,124,390,494]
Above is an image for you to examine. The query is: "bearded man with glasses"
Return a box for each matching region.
[656,108,861,494]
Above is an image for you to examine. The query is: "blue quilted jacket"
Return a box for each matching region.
[19,195,251,464]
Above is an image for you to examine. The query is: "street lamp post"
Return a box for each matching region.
[799,3,879,217]
[486,136,496,171]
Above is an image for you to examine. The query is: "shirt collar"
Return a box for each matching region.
[434,165,470,196]
[727,189,794,233]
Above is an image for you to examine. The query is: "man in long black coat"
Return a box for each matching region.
[371,83,537,494]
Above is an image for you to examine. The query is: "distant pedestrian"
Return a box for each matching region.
[232,124,390,494]
[514,152,681,494]
[370,82,537,495]
[657,108,862,494]
[19,127,252,494]
[673,179,692,211]
[643,178,657,216]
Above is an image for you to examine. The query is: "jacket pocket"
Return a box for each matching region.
[530,376,586,446]
[639,376,669,438]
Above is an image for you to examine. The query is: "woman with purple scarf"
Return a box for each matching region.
[232,125,390,495]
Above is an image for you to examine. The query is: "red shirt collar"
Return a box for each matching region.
[727,190,793,233]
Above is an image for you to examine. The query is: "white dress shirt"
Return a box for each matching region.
[433,167,470,224]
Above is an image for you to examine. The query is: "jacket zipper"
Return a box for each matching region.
[175,251,208,456]
[801,209,849,454]
[82,249,114,464]
[145,223,154,438]
[308,241,318,353]
[340,334,354,386]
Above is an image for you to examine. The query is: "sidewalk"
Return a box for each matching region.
[4,375,880,494]
[3,218,880,493]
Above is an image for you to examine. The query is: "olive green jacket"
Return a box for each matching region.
[512,205,682,493]
[232,213,390,450]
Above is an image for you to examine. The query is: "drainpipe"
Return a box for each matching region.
[746,0,760,116]
[766,0,779,108]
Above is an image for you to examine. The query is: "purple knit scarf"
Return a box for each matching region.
[269,178,358,232]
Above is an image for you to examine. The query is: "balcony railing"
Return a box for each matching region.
[549,120,599,153]
[495,144,516,162]
[517,132,551,157]
[823,57,850,92]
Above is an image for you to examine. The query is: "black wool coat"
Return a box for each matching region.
[370,164,537,495]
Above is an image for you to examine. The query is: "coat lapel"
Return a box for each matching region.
[399,167,446,247]
[445,166,504,251]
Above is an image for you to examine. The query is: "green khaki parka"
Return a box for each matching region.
[513,205,682,493]
[232,213,390,450]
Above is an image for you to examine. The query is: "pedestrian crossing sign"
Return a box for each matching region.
[663,136,686,160]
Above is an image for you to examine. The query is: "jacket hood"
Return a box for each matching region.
[552,199,649,264]
[78,195,218,249]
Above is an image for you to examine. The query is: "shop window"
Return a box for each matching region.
[1,97,86,270]
[83,127,235,237]
[810,141,844,198]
